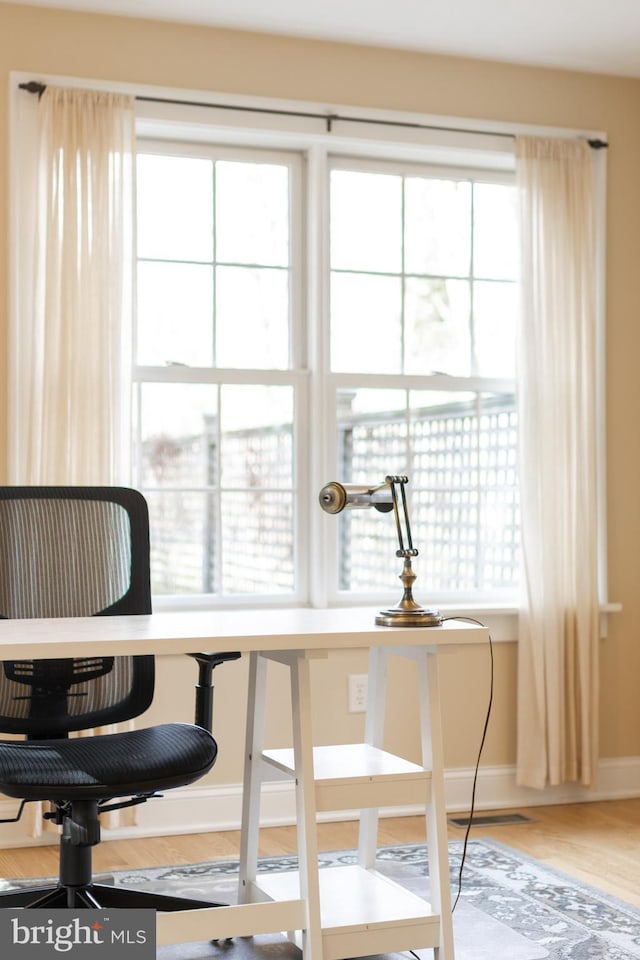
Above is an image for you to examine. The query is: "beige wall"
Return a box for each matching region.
[1,2,639,790]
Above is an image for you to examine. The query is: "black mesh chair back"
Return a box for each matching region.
[0,486,226,911]
[0,487,154,738]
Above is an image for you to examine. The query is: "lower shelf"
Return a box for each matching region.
[255,864,440,960]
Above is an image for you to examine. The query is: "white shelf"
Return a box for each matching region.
[256,864,439,960]
[240,639,477,959]
[261,743,431,811]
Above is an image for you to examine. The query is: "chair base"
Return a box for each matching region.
[0,882,225,910]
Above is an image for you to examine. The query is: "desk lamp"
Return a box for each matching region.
[319,475,442,627]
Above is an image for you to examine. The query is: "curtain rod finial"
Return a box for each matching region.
[18,81,46,98]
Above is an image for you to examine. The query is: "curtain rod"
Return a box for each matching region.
[17,81,609,149]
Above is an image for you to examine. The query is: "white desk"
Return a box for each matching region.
[0,608,488,960]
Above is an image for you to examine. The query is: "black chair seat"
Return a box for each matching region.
[0,723,217,801]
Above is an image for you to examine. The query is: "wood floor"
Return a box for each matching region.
[2,798,640,909]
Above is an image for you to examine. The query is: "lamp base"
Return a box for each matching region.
[375,555,443,627]
[375,606,443,628]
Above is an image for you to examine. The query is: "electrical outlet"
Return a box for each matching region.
[348,673,368,713]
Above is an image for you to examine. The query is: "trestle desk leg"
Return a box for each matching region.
[289,652,324,960]
[418,650,454,960]
[357,646,389,869]
[238,651,268,903]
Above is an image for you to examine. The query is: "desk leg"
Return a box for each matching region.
[289,652,324,960]
[238,651,268,903]
[418,650,454,960]
[358,646,389,869]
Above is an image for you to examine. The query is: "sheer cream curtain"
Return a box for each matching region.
[515,136,600,789]
[10,86,136,835]
[10,85,135,484]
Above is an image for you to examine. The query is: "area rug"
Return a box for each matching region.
[108,839,640,960]
[8,839,640,959]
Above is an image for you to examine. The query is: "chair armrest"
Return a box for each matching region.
[187,652,241,732]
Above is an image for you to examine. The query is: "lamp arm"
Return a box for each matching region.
[387,475,418,558]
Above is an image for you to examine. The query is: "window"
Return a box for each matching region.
[133,136,519,606]
[327,160,519,601]
[133,145,302,598]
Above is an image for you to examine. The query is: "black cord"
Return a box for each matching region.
[441,615,494,912]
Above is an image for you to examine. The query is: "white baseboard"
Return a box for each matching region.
[443,755,640,811]
[2,756,639,848]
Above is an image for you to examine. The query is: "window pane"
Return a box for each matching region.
[216,161,289,267]
[338,508,399,593]
[138,383,218,488]
[404,278,471,375]
[473,182,518,280]
[410,391,479,595]
[146,490,217,595]
[216,266,289,369]
[330,170,402,272]
[336,388,408,479]
[333,388,519,594]
[409,390,519,593]
[220,385,293,489]
[335,388,407,593]
[331,273,402,373]
[409,388,477,476]
[473,281,517,378]
[221,491,294,594]
[137,154,213,262]
[220,385,294,594]
[477,394,519,589]
[404,178,471,276]
[137,261,213,366]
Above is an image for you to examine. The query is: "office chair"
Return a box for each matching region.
[0,485,239,909]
